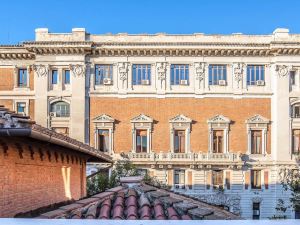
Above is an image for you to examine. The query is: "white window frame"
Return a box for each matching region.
[207,115,230,153]
[245,115,270,155]
[174,169,185,189]
[169,114,192,153]
[92,114,115,154]
[131,114,153,153]
[13,66,30,90]
[13,99,29,116]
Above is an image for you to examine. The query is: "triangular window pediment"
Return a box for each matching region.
[92,114,115,123]
[131,114,153,123]
[207,115,230,124]
[169,114,192,123]
[246,114,270,124]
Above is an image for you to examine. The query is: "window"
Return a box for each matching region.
[247,65,265,85]
[212,170,223,189]
[292,130,300,154]
[132,64,151,85]
[16,102,26,114]
[95,65,113,85]
[98,129,109,152]
[208,65,227,85]
[290,71,296,85]
[213,130,223,153]
[50,101,70,117]
[174,170,185,188]
[171,64,189,85]
[251,170,261,189]
[252,203,260,220]
[18,69,27,87]
[292,104,300,118]
[136,130,148,153]
[64,70,70,84]
[251,131,262,154]
[174,130,185,153]
[51,70,58,84]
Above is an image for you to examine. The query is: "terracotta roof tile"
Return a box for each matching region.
[139,205,151,220]
[167,207,179,220]
[85,204,98,219]
[181,214,192,220]
[112,205,124,219]
[98,205,111,219]
[42,184,240,220]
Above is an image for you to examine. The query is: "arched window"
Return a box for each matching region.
[50,101,70,117]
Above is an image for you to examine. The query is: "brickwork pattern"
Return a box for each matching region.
[0,137,87,217]
[90,97,271,154]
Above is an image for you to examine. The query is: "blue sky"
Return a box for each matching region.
[1,0,300,44]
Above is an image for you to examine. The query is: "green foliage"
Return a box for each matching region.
[87,159,139,196]
[280,168,300,212]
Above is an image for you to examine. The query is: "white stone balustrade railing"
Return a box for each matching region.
[126,152,240,162]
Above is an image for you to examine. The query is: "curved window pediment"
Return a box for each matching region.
[50,101,70,117]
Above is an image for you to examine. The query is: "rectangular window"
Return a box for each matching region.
[64,70,70,84]
[212,170,223,189]
[292,130,300,154]
[213,130,223,153]
[251,170,261,189]
[16,102,26,114]
[247,65,265,86]
[253,203,260,220]
[132,64,151,85]
[18,69,27,87]
[171,64,189,85]
[136,130,147,153]
[293,105,300,118]
[95,65,113,85]
[174,170,185,187]
[208,65,227,85]
[98,129,109,152]
[174,130,185,153]
[251,130,262,154]
[51,70,58,84]
[290,71,296,85]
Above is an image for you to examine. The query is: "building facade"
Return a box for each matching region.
[0,28,299,219]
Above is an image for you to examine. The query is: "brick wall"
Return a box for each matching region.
[0,68,14,91]
[90,97,271,154]
[0,137,87,217]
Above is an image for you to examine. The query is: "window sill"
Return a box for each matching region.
[13,86,30,91]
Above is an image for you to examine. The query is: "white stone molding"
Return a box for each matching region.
[169,114,192,153]
[233,63,244,89]
[118,62,130,90]
[207,115,231,153]
[69,64,86,77]
[89,63,95,91]
[156,62,167,90]
[276,65,291,77]
[32,64,49,77]
[92,114,115,154]
[130,114,153,153]
[245,115,270,155]
[194,62,206,92]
